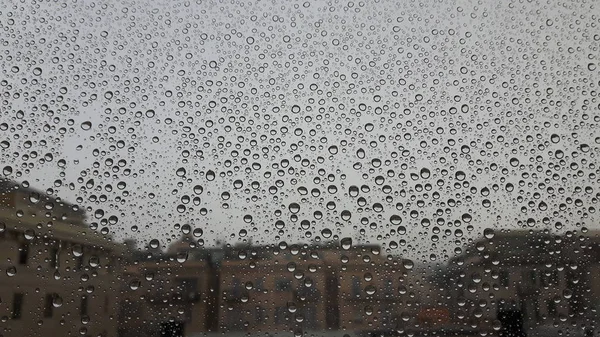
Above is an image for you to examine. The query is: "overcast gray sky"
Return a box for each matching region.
[1,0,598,263]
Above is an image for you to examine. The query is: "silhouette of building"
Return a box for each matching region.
[117,235,410,336]
[0,179,123,337]
[438,229,600,335]
[117,233,219,337]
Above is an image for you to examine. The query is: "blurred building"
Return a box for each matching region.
[117,234,219,337]
[0,179,123,337]
[327,244,407,333]
[118,236,410,336]
[217,243,328,333]
[438,229,600,335]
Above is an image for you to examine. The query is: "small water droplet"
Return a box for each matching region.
[6,266,17,276]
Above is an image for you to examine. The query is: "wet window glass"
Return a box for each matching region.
[1,0,600,337]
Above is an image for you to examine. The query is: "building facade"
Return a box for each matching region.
[118,237,410,336]
[439,229,600,334]
[0,179,123,337]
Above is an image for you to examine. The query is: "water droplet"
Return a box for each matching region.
[72,244,83,257]
[289,203,300,214]
[149,239,160,249]
[176,251,188,263]
[233,180,243,189]
[349,186,359,197]
[29,192,40,204]
[275,220,285,229]
[3,166,13,176]
[340,237,352,250]
[52,295,63,307]
[129,280,141,290]
[6,266,16,276]
[483,228,495,239]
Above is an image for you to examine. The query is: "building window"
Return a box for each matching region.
[18,243,28,265]
[384,279,393,296]
[528,270,537,286]
[305,305,317,329]
[547,299,557,316]
[80,295,88,316]
[49,248,59,268]
[227,310,244,331]
[533,298,541,322]
[255,278,265,291]
[541,269,558,287]
[44,294,54,318]
[353,307,363,323]
[107,257,117,274]
[75,254,84,270]
[499,270,509,287]
[12,293,24,320]
[275,278,291,292]
[550,270,559,285]
[352,276,362,297]
[231,277,242,297]
[274,306,287,325]
[255,306,266,323]
[176,277,199,301]
[104,295,109,314]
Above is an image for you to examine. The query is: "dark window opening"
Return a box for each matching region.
[12,293,24,320]
[231,277,241,297]
[18,243,28,265]
[255,306,266,323]
[275,278,291,292]
[274,306,287,325]
[547,299,557,316]
[80,295,88,316]
[75,255,84,270]
[49,247,59,268]
[176,277,199,298]
[499,270,509,287]
[352,276,362,296]
[255,278,265,291]
[44,294,54,318]
[104,295,109,314]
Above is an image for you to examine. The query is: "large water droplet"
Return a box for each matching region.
[340,237,352,250]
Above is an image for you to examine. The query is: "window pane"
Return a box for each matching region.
[1,0,600,336]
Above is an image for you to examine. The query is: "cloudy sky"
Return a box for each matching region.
[1,0,598,263]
